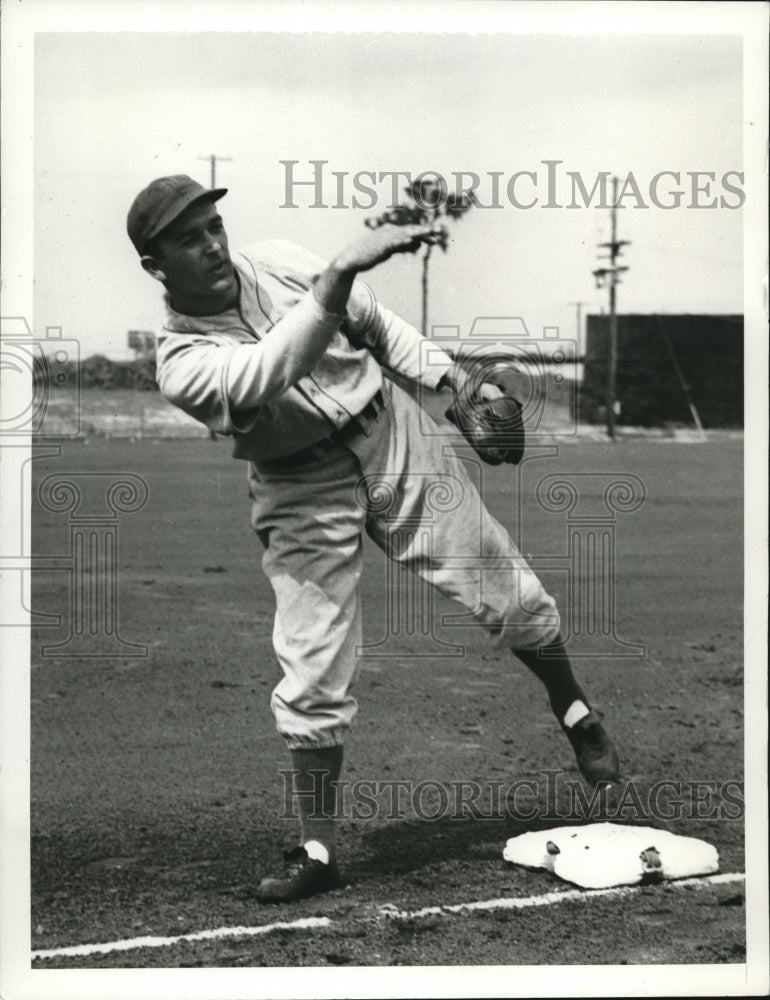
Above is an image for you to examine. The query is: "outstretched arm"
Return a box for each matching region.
[226,224,445,404]
[157,225,445,428]
[313,223,442,314]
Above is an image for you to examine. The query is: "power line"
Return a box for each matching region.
[656,316,706,440]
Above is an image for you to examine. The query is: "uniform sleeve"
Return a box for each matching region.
[156,290,345,434]
[250,239,454,389]
[247,238,454,389]
[343,280,455,390]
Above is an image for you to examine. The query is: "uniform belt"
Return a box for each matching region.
[267,390,385,468]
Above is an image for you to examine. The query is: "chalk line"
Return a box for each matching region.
[32,916,332,960]
[32,872,744,961]
[379,871,745,920]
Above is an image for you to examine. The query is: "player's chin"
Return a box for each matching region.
[206,264,236,294]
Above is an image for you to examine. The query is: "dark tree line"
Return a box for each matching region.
[35,353,158,391]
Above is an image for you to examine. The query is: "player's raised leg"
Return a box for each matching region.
[363,382,619,785]
[512,636,619,785]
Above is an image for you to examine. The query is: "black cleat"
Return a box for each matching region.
[564,710,620,785]
[255,846,341,904]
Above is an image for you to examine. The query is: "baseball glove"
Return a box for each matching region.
[445,381,525,465]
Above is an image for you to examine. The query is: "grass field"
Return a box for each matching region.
[27,433,748,976]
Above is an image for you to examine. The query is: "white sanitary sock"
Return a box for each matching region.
[563,700,590,729]
[303,840,331,865]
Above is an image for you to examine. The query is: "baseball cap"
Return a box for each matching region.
[127,174,227,255]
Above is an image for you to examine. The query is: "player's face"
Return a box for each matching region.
[143,199,238,314]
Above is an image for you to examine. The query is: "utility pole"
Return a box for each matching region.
[568,300,587,357]
[592,176,630,441]
[198,154,232,442]
[198,153,232,190]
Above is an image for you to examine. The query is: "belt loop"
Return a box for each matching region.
[354,389,384,436]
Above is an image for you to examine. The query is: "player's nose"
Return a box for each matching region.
[204,231,225,255]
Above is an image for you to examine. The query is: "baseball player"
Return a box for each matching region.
[127,175,619,903]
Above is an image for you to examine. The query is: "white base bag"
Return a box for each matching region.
[503,823,719,889]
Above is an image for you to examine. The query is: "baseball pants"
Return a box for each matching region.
[247,380,561,750]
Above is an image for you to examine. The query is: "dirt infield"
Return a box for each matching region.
[29,435,745,969]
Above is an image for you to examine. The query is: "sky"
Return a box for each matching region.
[29,15,748,360]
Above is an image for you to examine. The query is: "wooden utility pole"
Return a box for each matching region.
[198,154,232,441]
[568,300,587,356]
[592,176,630,441]
[421,245,433,338]
[198,153,232,190]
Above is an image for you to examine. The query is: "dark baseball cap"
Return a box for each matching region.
[127,174,227,254]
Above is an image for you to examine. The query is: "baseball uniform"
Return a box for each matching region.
[155,239,561,750]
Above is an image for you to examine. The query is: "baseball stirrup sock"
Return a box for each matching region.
[512,638,590,724]
[289,746,343,858]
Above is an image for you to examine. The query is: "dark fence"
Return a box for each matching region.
[580,314,743,428]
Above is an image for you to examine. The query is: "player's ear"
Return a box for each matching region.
[140,255,166,283]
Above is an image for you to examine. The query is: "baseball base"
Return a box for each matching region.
[503,823,719,889]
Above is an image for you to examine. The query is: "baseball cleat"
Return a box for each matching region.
[564,710,620,785]
[255,846,341,903]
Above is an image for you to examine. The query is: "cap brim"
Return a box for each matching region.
[147,186,228,243]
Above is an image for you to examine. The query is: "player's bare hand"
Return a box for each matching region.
[332,224,443,274]
[438,368,506,400]
[478,382,506,401]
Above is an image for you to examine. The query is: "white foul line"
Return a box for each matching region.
[32,916,332,961]
[378,871,746,920]
[32,872,744,962]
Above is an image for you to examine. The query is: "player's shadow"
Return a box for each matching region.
[345,781,640,882]
[347,812,572,882]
